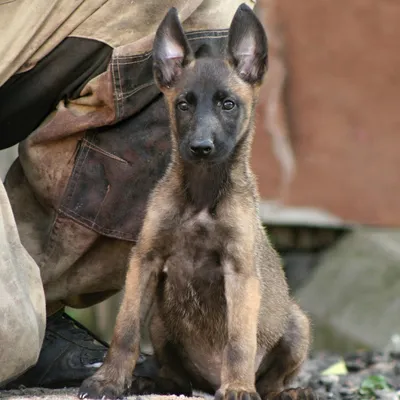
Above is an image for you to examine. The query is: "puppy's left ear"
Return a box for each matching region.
[153,7,194,89]
[227,3,268,85]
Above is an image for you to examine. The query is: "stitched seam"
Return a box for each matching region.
[116,56,125,118]
[58,210,136,241]
[115,53,152,64]
[188,33,228,41]
[111,60,119,119]
[62,143,83,205]
[114,33,228,62]
[119,81,154,100]
[111,58,122,120]
[40,213,64,274]
[82,139,129,164]
[58,208,136,239]
[64,142,90,205]
[60,208,127,233]
[92,184,110,226]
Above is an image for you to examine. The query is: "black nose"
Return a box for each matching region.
[190,139,215,157]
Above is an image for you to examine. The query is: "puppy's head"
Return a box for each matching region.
[152,3,268,164]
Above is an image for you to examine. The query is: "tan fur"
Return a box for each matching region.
[79,7,315,400]
[79,80,312,400]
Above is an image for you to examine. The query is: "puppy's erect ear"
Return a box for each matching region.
[227,3,268,85]
[153,7,194,89]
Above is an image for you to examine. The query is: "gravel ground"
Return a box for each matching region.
[2,350,400,400]
[292,350,400,399]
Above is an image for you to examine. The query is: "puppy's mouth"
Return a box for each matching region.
[180,152,230,166]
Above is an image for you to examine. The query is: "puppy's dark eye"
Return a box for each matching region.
[177,101,189,111]
[222,100,235,110]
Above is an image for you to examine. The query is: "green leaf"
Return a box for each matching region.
[360,375,391,390]
[358,375,393,399]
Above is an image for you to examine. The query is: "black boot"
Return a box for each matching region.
[3,310,109,389]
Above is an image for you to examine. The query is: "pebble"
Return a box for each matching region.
[374,389,399,400]
[366,350,386,366]
[390,351,400,361]
[344,358,366,372]
[331,381,357,400]
[319,374,340,392]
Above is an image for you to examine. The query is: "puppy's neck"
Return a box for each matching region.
[171,137,252,211]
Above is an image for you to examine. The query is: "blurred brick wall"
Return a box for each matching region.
[252,0,400,226]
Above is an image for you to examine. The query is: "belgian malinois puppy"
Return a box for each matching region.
[79,4,315,400]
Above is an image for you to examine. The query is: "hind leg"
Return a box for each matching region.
[256,303,317,400]
[130,308,192,396]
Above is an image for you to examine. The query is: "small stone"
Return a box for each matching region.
[345,359,365,372]
[319,374,339,392]
[366,351,386,366]
[390,351,400,360]
[313,388,329,400]
[393,362,400,376]
[308,377,322,390]
[344,352,368,372]
[338,386,357,398]
[320,374,340,384]
[386,334,400,359]
[374,389,399,400]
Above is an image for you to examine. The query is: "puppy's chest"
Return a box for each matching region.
[154,210,230,342]
[157,210,228,287]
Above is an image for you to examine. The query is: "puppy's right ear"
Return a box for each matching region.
[153,8,194,89]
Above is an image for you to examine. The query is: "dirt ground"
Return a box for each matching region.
[0,390,211,400]
[2,350,400,400]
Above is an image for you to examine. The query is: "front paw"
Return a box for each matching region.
[215,387,261,400]
[78,375,126,399]
[269,387,318,400]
